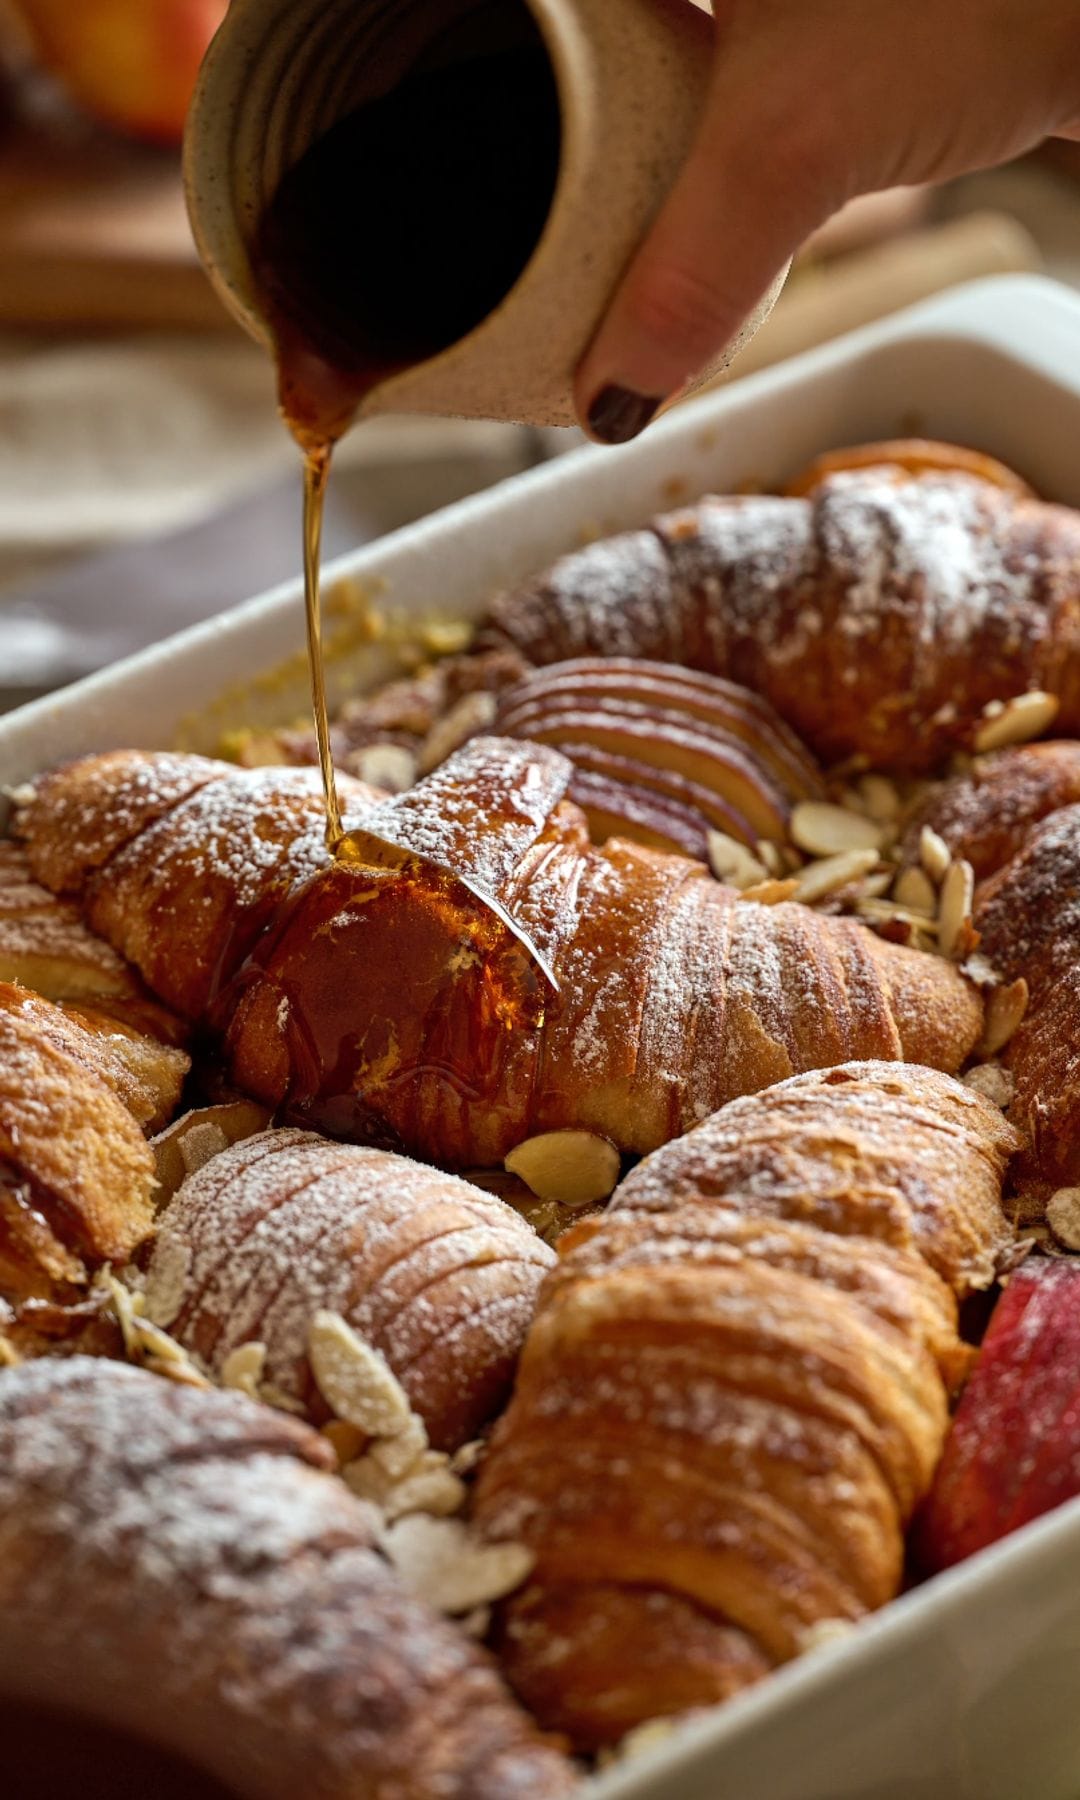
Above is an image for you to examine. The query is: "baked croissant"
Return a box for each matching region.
[905,741,1080,878]
[478,451,1080,772]
[0,981,173,1306]
[17,740,982,1167]
[145,1127,555,1450]
[972,802,1080,1198]
[472,1062,1017,1749]
[0,1358,573,1800]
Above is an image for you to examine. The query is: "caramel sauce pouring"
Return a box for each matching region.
[255,41,562,991]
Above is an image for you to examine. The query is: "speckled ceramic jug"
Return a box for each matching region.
[184,0,785,428]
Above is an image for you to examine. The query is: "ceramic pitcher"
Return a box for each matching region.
[184,0,785,428]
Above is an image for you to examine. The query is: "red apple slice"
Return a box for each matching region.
[915,1259,1080,1572]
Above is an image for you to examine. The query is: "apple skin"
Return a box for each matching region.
[915,1259,1080,1573]
[11,0,227,145]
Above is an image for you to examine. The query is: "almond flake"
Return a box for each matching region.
[346,1449,466,1521]
[505,1129,620,1209]
[790,801,884,858]
[220,1341,268,1399]
[179,1121,230,1176]
[351,743,417,794]
[369,1416,429,1477]
[978,977,1029,1056]
[962,1062,1015,1108]
[379,1515,534,1614]
[973,690,1059,753]
[857,774,901,822]
[793,848,879,905]
[143,1355,211,1389]
[754,839,784,876]
[706,829,767,889]
[892,865,937,917]
[937,857,975,960]
[919,826,952,884]
[857,898,940,935]
[738,877,799,905]
[308,1311,415,1439]
[417,691,497,776]
[1047,1188,1080,1251]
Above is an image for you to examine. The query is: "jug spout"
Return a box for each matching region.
[185,0,785,431]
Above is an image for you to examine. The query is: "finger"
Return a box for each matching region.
[575,64,850,441]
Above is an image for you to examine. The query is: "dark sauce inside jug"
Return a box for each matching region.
[253,15,562,449]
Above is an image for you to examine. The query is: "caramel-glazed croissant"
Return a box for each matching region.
[145,1128,555,1450]
[472,1063,1017,1749]
[478,453,1080,771]
[0,1358,573,1799]
[16,741,982,1167]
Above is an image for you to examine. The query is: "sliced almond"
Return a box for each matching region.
[793,848,879,906]
[892,865,938,917]
[937,857,975,960]
[973,690,1059,753]
[1047,1188,1080,1252]
[350,743,418,793]
[368,1416,429,1478]
[859,871,894,900]
[738,877,799,905]
[857,898,940,935]
[919,826,952,885]
[505,1129,620,1210]
[308,1311,416,1440]
[978,976,1029,1057]
[962,1062,1015,1109]
[706,829,767,889]
[754,839,785,877]
[417,691,497,776]
[152,1102,272,1209]
[790,801,885,858]
[220,1341,268,1400]
[379,1514,534,1615]
[857,773,901,822]
[143,1355,211,1389]
[346,1448,466,1522]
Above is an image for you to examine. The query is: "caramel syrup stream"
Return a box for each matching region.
[302,444,345,854]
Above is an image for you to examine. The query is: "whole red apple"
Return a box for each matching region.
[11,0,227,145]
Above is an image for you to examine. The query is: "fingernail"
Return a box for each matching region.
[586,385,661,445]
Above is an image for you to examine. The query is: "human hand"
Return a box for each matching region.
[578,0,1080,442]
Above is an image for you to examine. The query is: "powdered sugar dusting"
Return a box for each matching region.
[147,1131,553,1445]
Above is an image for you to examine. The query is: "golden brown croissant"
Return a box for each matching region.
[0,982,169,1306]
[472,1061,1016,1749]
[17,741,982,1166]
[145,1127,555,1450]
[478,453,1080,772]
[971,803,1080,1198]
[905,741,1080,879]
[0,1357,573,1800]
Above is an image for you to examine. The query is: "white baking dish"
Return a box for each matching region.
[3,273,1080,1800]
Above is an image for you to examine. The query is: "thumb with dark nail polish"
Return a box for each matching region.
[585,385,662,446]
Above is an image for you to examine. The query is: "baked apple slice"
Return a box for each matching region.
[495,657,824,852]
[916,1258,1080,1572]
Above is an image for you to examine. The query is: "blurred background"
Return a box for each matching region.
[1,0,1079,711]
